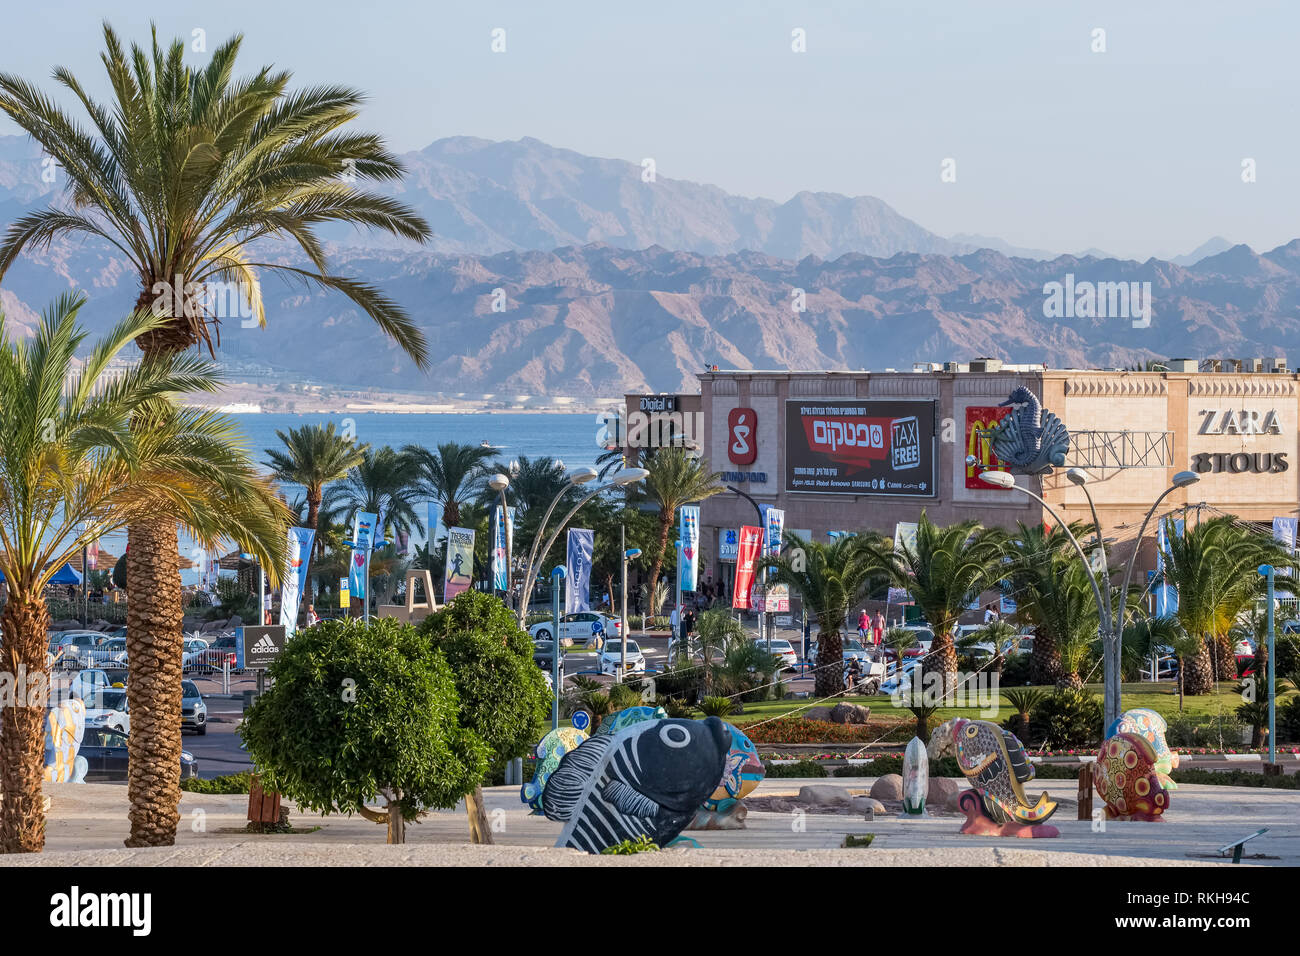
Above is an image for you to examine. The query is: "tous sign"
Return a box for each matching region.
[1191,452,1288,475]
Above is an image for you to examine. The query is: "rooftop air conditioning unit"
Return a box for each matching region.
[1267,357,1288,373]
[1166,358,1198,372]
[969,357,1003,373]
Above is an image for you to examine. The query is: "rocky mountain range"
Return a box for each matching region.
[0,133,1291,397]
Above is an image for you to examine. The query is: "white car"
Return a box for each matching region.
[530,611,623,647]
[764,639,798,670]
[69,668,115,701]
[598,640,645,676]
[181,638,213,668]
[52,630,110,667]
[84,687,130,734]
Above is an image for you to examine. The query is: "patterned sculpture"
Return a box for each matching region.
[693,723,764,830]
[1107,708,1178,790]
[1094,732,1171,821]
[521,726,588,813]
[929,718,1059,837]
[989,386,1070,475]
[596,705,666,737]
[43,698,87,784]
[542,717,732,852]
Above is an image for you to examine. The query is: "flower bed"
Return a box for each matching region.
[735,716,911,745]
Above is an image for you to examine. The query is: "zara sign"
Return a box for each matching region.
[1197,408,1282,436]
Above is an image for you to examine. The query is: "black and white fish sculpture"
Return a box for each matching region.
[542,716,732,853]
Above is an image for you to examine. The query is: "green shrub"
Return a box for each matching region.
[608,683,642,711]
[1000,653,1032,687]
[699,696,736,717]
[763,759,828,778]
[1025,688,1104,748]
[181,771,253,793]
[833,755,963,777]
[662,697,694,719]
[1280,695,1300,743]
[601,834,659,854]
[1169,767,1299,789]
[241,616,488,831]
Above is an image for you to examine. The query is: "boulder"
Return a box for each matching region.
[869,774,903,801]
[829,703,871,724]
[851,795,886,815]
[803,706,835,722]
[928,776,961,807]
[796,785,853,807]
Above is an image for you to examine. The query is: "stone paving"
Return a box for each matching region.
[6,776,1294,866]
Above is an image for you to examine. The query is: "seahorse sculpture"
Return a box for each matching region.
[988,386,1070,475]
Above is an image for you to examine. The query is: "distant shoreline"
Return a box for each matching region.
[181,383,618,416]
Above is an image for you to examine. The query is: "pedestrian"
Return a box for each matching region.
[984,603,999,624]
[264,608,273,626]
[873,610,885,646]
[857,608,870,640]
[306,603,320,626]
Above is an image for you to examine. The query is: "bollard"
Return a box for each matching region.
[1077,763,1094,820]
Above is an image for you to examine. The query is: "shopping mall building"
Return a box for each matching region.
[623,358,1300,593]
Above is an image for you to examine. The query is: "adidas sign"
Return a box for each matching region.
[250,634,278,653]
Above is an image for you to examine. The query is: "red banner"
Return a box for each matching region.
[731,525,763,610]
[965,405,1012,489]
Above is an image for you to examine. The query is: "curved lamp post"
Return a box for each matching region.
[488,472,512,604]
[515,466,596,625]
[977,465,1198,726]
[517,467,648,627]
[621,543,642,680]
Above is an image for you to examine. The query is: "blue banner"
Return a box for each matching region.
[280,526,316,637]
[566,528,593,614]
[492,505,514,591]
[679,506,700,593]
[348,511,377,603]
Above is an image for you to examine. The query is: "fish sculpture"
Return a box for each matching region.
[929,717,1058,837]
[542,716,732,852]
[521,726,588,813]
[1106,708,1178,790]
[596,705,667,737]
[1094,731,1171,821]
[988,386,1070,475]
[43,698,87,784]
[692,723,765,830]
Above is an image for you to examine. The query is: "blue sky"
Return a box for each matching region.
[1,1,1293,258]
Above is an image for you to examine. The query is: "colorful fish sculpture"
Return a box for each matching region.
[43,698,87,784]
[1106,708,1178,790]
[542,717,732,852]
[521,726,588,813]
[929,717,1057,825]
[1094,731,1171,821]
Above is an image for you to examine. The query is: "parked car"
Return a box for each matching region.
[765,638,799,670]
[529,611,622,646]
[79,728,198,782]
[52,630,111,667]
[68,668,115,701]
[181,679,207,735]
[900,627,935,658]
[84,688,130,734]
[598,640,645,676]
[532,641,566,684]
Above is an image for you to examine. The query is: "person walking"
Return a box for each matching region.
[857,609,870,641]
[873,610,885,646]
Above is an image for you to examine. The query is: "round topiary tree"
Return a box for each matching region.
[418,590,551,843]
[241,616,487,843]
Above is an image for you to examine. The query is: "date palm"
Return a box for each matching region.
[265,423,369,541]
[0,295,289,853]
[640,447,724,616]
[1159,516,1288,693]
[891,513,1005,700]
[0,26,430,846]
[323,445,423,543]
[1002,521,1092,686]
[405,442,498,529]
[760,532,896,698]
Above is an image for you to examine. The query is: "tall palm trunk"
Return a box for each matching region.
[1213,633,1238,681]
[645,512,672,618]
[813,615,844,698]
[928,628,959,700]
[0,593,50,853]
[1030,629,1064,685]
[124,514,185,845]
[1183,639,1216,696]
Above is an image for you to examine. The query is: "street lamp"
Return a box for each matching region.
[488,473,512,605]
[1258,563,1277,766]
[976,465,1199,726]
[517,467,648,628]
[515,466,597,625]
[620,541,642,681]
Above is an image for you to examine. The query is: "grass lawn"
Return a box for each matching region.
[736,682,1249,728]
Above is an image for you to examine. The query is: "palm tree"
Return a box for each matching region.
[1003,521,1092,685]
[0,296,288,853]
[265,424,369,538]
[639,447,724,616]
[493,455,569,516]
[1159,516,1288,693]
[760,532,896,698]
[323,446,423,544]
[406,442,498,529]
[892,513,1005,699]
[0,26,431,847]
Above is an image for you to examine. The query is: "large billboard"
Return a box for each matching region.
[785,400,937,496]
[964,405,1012,489]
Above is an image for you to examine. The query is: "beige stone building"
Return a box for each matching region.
[638,366,1300,589]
